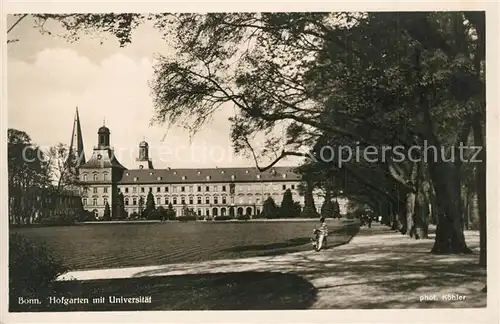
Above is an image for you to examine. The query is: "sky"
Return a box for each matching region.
[7,14,301,170]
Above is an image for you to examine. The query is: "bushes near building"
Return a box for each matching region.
[166,203,176,220]
[279,189,301,217]
[261,197,279,219]
[214,216,232,221]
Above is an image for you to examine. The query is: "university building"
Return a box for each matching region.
[70,109,324,219]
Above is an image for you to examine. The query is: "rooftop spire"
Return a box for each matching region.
[69,106,86,167]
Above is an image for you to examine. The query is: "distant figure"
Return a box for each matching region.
[367,215,372,228]
[318,217,328,244]
[311,217,329,250]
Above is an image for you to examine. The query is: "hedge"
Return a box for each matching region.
[176,216,198,221]
[213,216,233,221]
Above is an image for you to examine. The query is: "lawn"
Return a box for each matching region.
[10,219,358,271]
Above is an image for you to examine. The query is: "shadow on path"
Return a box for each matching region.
[10,271,317,312]
[220,223,361,257]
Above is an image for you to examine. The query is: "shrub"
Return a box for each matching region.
[129,211,140,220]
[102,202,111,220]
[279,189,301,218]
[236,215,250,220]
[9,233,67,299]
[301,204,319,218]
[148,208,162,220]
[157,206,168,221]
[214,216,232,221]
[321,199,335,219]
[166,203,176,220]
[177,216,197,221]
[261,197,279,219]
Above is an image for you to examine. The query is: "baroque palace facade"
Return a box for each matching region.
[70,109,324,219]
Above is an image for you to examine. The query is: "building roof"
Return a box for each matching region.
[80,148,127,169]
[98,125,110,133]
[117,166,301,184]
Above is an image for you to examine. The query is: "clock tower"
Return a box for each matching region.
[78,122,127,219]
[136,139,154,169]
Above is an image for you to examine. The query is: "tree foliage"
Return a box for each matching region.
[103,201,111,221]
[144,189,156,219]
[279,189,301,217]
[261,196,279,219]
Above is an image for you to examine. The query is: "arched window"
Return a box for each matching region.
[83,174,88,181]
[82,198,87,206]
[93,174,98,181]
[156,197,161,205]
[103,198,108,206]
[103,173,108,181]
[133,198,137,205]
[125,198,129,205]
[93,198,98,206]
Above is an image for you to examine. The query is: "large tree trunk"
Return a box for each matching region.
[381,201,392,226]
[430,162,472,254]
[389,203,399,230]
[405,192,416,237]
[301,179,319,218]
[468,190,480,230]
[414,188,429,239]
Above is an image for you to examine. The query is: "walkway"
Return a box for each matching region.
[57,224,486,309]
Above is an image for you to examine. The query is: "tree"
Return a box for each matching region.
[320,192,335,219]
[333,199,341,218]
[157,206,168,221]
[144,189,156,219]
[261,196,279,219]
[115,192,126,220]
[46,143,80,193]
[279,189,300,218]
[166,203,176,220]
[103,202,111,221]
[75,198,87,222]
[138,197,145,218]
[8,128,51,224]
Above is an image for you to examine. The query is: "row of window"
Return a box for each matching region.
[82,173,109,181]
[125,195,263,206]
[119,183,296,194]
[126,207,262,217]
[83,187,108,194]
[83,194,296,207]
[83,198,108,206]
[83,184,297,196]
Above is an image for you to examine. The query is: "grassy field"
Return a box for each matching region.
[11,219,359,271]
